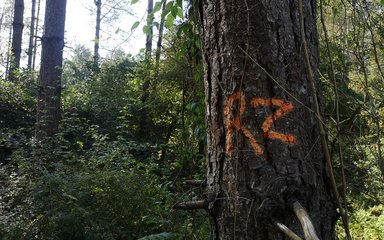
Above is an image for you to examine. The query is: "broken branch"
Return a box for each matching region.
[293,202,320,240]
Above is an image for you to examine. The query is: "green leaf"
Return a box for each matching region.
[165,14,175,28]
[171,6,178,18]
[176,0,182,8]
[381,0,384,5]
[131,0,139,4]
[165,1,174,12]
[177,7,183,19]
[131,21,140,31]
[153,1,162,13]
[161,2,174,19]
[143,25,153,39]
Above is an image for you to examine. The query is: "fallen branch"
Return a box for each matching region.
[293,202,320,240]
[173,200,207,210]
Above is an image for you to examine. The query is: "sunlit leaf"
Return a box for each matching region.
[131,0,139,4]
[165,14,174,28]
[177,7,183,19]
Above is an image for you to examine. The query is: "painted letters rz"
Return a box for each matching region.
[225,91,296,156]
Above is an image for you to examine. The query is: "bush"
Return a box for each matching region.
[2,135,174,240]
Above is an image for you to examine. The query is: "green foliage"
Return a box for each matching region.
[337,205,384,239]
[1,34,209,236]
[138,232,177,240]
[2,134,174,240]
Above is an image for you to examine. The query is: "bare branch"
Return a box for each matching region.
[173,200,207,210]
[273,220,303,240]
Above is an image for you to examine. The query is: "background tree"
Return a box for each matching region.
[36,0,67,141]
[8,0,24,81]
[27,0,36,70]
[94,0,101,69]
[199,0,338,238]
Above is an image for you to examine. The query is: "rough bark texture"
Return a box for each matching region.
[199,0,337,239]
[36,0,67,141]
[9,0,24,81]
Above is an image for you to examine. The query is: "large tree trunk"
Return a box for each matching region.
[8,0,24,81]
[36,0,67,141]
[199,0,337,239]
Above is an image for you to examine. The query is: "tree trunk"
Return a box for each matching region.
[5,3,14,79]
[36,0,67,141]
[32,0,41,70]
[8,0,24,81]
[199,1,337,239]
[27,0,36,70]
[145,0,154,58]
[141,0,154,103]
[94,0,101,69]
[153,0,167,82]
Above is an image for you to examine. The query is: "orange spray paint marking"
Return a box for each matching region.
[250,98,297,144]
[225,91,264,155]
[225,91,297,156]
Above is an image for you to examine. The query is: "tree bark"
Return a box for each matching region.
[8,0,24,81]
[199,1,337,239]
[36,0,67,141]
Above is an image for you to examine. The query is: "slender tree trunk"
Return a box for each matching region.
[137,0,155,140]
[141,0,154,103]
[8,0,24,81]
[0,13,4,39]
[145,0,153,58]
[36,0,67,141]
[94,0,101,69]
[153,0,167,82]
[199,0,337,239]
[32,0,41,70]
[27,0,36,70]
[5,3,14,80]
